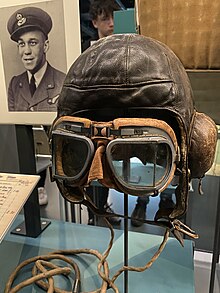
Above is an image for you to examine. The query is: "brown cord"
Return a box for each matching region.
[111,228,170,283]
[5,218,170,293]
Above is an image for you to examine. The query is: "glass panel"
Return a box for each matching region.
[110,142,171,188]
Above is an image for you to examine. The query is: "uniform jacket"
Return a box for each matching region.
[8,63,66,111]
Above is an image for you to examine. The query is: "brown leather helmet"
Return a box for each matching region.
[53,34,217,224]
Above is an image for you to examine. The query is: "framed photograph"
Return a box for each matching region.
[0,0,81,125]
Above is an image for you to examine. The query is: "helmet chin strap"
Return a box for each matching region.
[56,180,198,246]
[83,190,198,246]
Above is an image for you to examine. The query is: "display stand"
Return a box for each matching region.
[209,176,220,293]
[11,125,50,237]
[124,193,129,293]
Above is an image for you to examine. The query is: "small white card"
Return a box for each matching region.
[0,172,39,243]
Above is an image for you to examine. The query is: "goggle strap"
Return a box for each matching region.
[63,124,129,137]
[54,117,178,145]
[64,126,160,138]
[66,124,92,135]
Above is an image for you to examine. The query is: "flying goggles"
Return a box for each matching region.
[51,116,180,197]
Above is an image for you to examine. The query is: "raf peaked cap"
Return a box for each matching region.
[7,6,52,41]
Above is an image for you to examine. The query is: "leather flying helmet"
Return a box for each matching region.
[51,34,217,236]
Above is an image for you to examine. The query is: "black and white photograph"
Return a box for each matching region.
[0,0,81,125]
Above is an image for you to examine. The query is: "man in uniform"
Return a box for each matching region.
[7,6,66,111]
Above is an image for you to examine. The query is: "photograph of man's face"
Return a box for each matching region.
[5,3,67,112]
[17,30,49,74]
[0,0,81,124]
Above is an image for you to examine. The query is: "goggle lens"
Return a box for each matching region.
[62,138,89,177]
[52,131,94,180]
[108,141,174,190]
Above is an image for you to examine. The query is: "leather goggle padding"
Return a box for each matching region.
[87,142,106,183]
[55,139,65,176]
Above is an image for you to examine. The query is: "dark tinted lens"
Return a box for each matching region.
[62,138,89,177]
[109,142,172,188]
[53,132,93,180]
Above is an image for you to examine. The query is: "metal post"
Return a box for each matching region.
[123,156,130,293]
[209,177,220,293]
[124,192,129,293]
[11,125,50,237]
